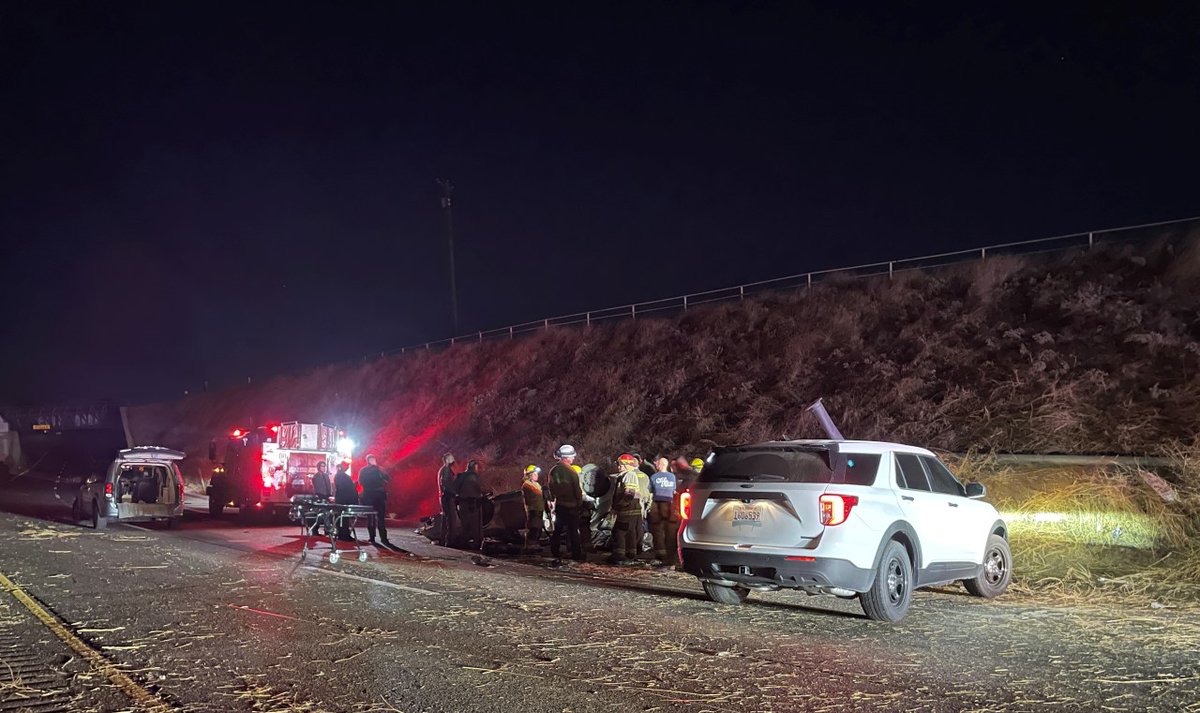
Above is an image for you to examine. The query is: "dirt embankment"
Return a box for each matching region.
[127,233,1200,522]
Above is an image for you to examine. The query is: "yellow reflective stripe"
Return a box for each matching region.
[0,571,172,712]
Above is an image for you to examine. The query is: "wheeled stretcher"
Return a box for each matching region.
[289,495,377,564]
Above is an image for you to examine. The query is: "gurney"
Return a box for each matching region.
[289,495,377,564]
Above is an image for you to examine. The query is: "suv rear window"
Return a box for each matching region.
[699,449,880,485]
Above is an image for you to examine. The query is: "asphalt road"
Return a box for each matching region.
[1,474,1198,713]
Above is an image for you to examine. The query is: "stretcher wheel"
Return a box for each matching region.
[329,552,340,564]
[358,551,368,562]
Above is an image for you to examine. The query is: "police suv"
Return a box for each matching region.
[679,440,1011,622]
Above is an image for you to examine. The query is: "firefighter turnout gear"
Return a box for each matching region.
[522,468,546,552]
[547,460,585,561]
[610,462,644,563]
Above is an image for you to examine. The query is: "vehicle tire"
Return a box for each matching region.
[964,535,1012,598]
[167,516,180,530]
[92,501,106,530]
[209,493,225,518]
[702,581,750,605]
[237,504,258,526]
[71,498,83,522]
[860,540,913,622]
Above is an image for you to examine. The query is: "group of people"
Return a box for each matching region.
[437,444,705,568]
[310,455,400,550]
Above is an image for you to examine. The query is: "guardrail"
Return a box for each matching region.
[376,214,1200,357]
[178,213,1198,394]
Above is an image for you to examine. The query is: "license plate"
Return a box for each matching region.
[732,506,762,523]
[291,479,306,487]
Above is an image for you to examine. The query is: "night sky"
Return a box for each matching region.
[2,1,1198,405]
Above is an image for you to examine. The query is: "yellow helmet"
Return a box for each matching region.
[570,464,582,474]
[690,457,705,471]
[524,464,541,476]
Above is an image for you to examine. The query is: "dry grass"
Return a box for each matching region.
[128,235,1200,526]
[949,452,1200,604]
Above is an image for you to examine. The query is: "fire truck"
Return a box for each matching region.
[206,421,353,521]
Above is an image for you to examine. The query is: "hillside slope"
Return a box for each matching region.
[128,235,1200,519]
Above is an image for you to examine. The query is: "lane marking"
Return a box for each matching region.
[0,571,172,712]
[303,566,439,595]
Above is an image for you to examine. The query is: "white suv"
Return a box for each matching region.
[679,440,1011,622]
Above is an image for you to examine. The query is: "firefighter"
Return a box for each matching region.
[437,453,458,546]
[648,456,679,567]
[570,463,594,553]
[609,454,644,564]
[454,460,485,550]
[333,461,358,541]
[521,465,545,553]
[358,454,394,549]
[635,460,653,556]
[690,457,706,477]
[546,445,586,562]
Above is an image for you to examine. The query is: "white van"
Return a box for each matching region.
[72,447,186,529]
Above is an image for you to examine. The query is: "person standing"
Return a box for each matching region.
[521,465,545,553]
[437,453,458,546]
[610,454,644,564]
[333,461,358,541]
[312,460,331,499]
[309,460,332,536]
[546,444,585,562]
[648,457,679,567]
[454,460,485,550]
[358,454,394,549]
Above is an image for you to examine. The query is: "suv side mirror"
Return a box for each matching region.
[964,482,987,499]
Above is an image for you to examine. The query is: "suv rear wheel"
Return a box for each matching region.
[964,534,1012,598]
[703,582,750,605]
[860,540,912,622]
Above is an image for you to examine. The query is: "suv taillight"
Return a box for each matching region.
[819,494,858,526]
[104,483,113,496]
[678,491,692,520]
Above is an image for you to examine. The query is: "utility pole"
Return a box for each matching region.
[436,178,459,335]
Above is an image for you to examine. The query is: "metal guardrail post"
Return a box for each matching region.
[478,331,482,342]
[807,273,812,290]
[544,318,549,331]
[683,295,688,310]
[586,312,591,326]
[981,247,987,260]
[1089,231,1094,250]
[739,285,744,300]
[889,262,894,279]
[509,326,514,339]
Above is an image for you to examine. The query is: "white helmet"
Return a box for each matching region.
[555,444,577,459]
